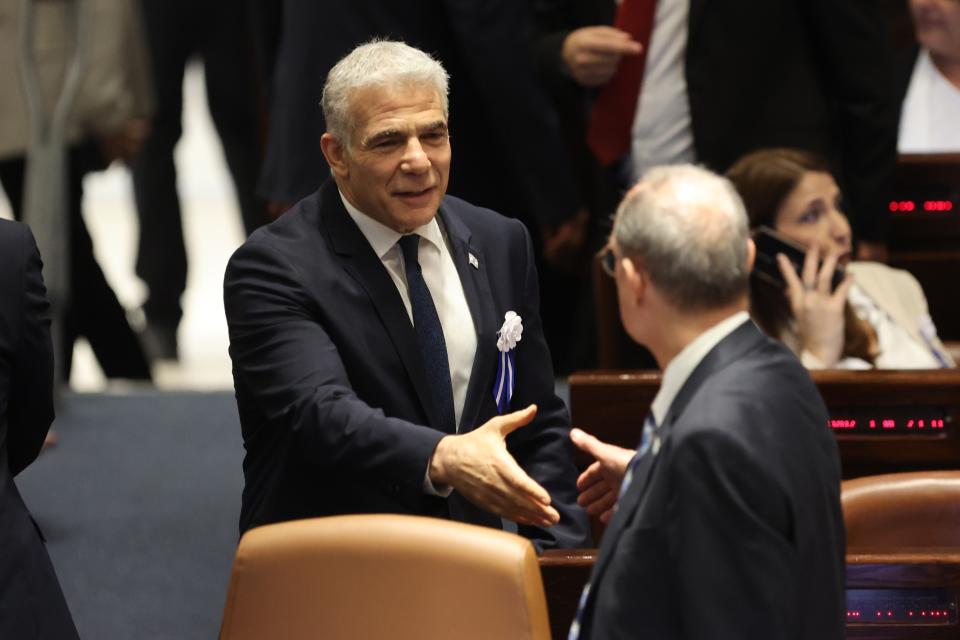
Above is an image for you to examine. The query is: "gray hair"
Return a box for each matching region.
[321,40,450,147]
[614,164,750,311]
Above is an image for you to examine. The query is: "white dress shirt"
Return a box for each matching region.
[899,49,960,153]
[630,0,696,181]
[340,192,477,432]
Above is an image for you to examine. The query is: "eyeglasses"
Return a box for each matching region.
[599,246,617,278]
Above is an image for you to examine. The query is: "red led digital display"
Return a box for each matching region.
[889,199,955,213]
[826,408,949,435]
[846,588,957,625]
[847,608,953,620]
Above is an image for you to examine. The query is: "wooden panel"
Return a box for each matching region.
[539,551,960,640]
[888,154,960,339]
[539,549,596,640]
[570,370,960,479]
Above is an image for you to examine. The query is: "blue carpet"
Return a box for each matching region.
[15,392,244,640]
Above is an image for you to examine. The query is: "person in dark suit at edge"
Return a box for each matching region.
[0,219,80,639]
[224,41,590,550]
[567,165,845,639]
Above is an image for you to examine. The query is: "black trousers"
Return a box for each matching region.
[0,147,152,381]
[133,0,266,330]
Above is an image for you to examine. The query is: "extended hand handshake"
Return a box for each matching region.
[427,405,639,527]
[428,405,560,528]
[570,428,635,524]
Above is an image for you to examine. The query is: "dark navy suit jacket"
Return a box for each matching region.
[578,321,846,639]
[224,179,590,549]
[0,220,78,639]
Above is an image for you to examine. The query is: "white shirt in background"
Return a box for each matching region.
[899,49,960,153]
[630,0,696,181]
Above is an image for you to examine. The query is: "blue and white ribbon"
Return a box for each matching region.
[492,311,523,414]
[493,350,515,414]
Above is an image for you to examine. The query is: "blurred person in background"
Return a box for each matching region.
[133,0,269,362]
[0,0,153,383]
[898,0,960,151]
[727,147,954,369]
[533,0,899,261]
[0,219,79,639]
[249,0,592,373]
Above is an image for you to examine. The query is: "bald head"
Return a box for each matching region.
[614,164,751,311]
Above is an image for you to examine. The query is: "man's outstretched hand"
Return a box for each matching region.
[429,405,560,528]
[570,428,635,523]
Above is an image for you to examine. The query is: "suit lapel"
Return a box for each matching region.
[438,203,497,433]
[585,321,766,606]
[318,181,442,430]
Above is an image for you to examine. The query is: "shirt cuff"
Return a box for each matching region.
[422,454,454,497]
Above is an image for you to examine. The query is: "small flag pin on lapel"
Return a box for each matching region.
[468,253,479,269]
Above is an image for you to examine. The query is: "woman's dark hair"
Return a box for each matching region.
[726,148,875,364]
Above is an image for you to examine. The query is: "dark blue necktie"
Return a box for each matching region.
[398,234,456,434]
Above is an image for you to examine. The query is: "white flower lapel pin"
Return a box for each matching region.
[493,311,523,414]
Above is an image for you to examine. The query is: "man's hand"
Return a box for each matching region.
[570,428,635,523]
[542,208,590,270]
[98,118,150,163]
[267,201,294,219]
[429,405,560,528]
[561,26,642,87]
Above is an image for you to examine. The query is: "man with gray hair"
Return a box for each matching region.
[224,40,589,549]
[567,165,845,638]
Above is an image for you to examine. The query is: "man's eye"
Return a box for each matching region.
[422,132,448,143]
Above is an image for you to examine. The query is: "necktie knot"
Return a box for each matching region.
[398,234,421,268]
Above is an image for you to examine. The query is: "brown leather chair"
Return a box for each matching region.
[219,514,551,640]
[842,471,960,550]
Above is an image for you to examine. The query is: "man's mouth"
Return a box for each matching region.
[394,186,435,199]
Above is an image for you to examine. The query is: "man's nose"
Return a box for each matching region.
[400,137,430,172]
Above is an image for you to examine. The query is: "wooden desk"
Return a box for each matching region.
[539,550,960,640]
[569,369,960,479]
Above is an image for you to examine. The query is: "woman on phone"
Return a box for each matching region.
[726,147,953,369]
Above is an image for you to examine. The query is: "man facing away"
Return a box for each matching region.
[223,40,589,550]
[569,165,845,639]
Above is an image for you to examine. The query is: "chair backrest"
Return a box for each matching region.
[843,471,960,550]
[219,514,551,640]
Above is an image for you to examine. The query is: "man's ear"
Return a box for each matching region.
[745,238,757,273]
[621,255,647,306]
[320,133,349,178]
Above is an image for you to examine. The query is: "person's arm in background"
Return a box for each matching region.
[443,0,591,265]
[7,224,55,476]
[806,0,899,261]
